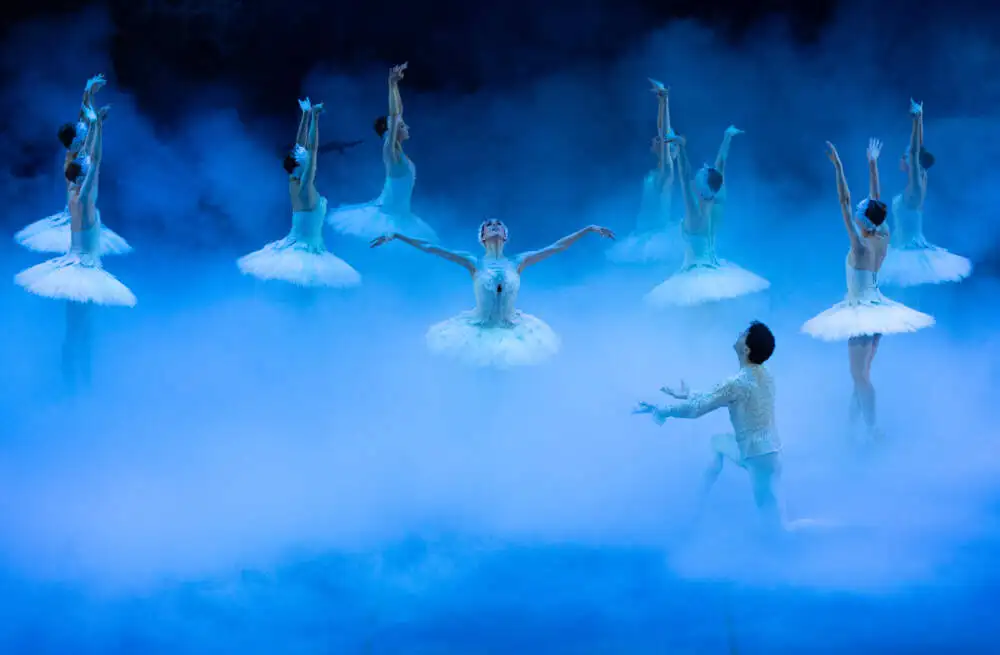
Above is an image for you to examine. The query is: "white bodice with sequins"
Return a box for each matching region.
[681,227,719,269]
[471,257,520,327]
[845,257,883,304]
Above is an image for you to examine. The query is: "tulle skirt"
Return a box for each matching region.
[237,237,361,288]
[15,209,132,256]
[425,310,561,368]
[645,261,770,308]
[15,253,136,306]
[879,244,973,288]
[328,202,438,242]
[801,291,934,341]
[606,229,680,264]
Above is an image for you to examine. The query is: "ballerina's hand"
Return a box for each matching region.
[725,125,744,137]
[98,104,111,120]
[298,97,311,112]
[909,98,923,116]
[825,141,841,164]
[590,226,615,240]
[660,380,689,400]
[86,74,106,93]
[311,102,325,115]
[648,78,668,97]
[867,138,882,161]
[389,63,408,82]
[369,233,396,248]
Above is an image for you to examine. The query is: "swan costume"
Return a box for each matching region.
[238,196,361,288]
[802,202,935,341]
[879,194,972,287]
[328,141,438,242]
[15,186,136,306]
[16,121,131,256]
[607,170,679,264]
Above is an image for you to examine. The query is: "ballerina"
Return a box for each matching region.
[607,79,679,264]
[644,133,769,307]
[15,103,135,306]
[328,62,438,242]
[632,322,789,531]
[880,99,972,287]
[15,74,131,257]
[802,140,934,440]
[237,99,361,289]
[369,219,614,368]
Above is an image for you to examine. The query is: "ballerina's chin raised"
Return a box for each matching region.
[327,62,438,243]
[644,130,769,308]
[369,219,615,368]
[802,139,934,442]
[15,74,131,257]
[15,94,135,308]
[879,99,972,287]
[237,99,361,289]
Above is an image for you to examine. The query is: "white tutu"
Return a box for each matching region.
[327,202,438,242]
[425,310,561,368]
[15,209,132,256]
[238,197,361,289]
[645,260,770,308]
[802,262,934,341]
[15,253,136,306]
[879,245,972,288]
[606,229,679,264]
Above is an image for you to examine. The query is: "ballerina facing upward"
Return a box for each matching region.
[802,139,934,441]
[879,99,972,288]
[370,219,614,368]
[328,62,438,243]
[644,131,769,308]
[607,79,679,264]
[15,74,131,257]
[237,99,361,289]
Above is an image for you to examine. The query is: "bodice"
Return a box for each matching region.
[890,194,927,248]
[845,256,881,302]
[290,196,328,250]
[379,148,416,215]
[471,258,521,326]
[681,226,719,269]
[69,213,100,257]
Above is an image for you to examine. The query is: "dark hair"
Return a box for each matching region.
[57,123,77,150]
[704,167,723,194]
[64,160,83,183]
[918,147,935,170]
[374,116,388,138]
[745,321,775,365]
[864,199,888,227]
[283,153,298,174]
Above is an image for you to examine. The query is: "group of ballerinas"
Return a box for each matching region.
[11,69,972,531]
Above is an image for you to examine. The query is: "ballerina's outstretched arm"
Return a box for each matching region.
[825,141,862,254]
[633,377,741,423]
[79,106,102,203]
[515,225,615,274]
[668,135,705,232]
[301,104,323,188]
[714,125,743,178]
[383,63,407,165]
[370,232,477,274]
[867,138,883,202]
[906,100,925,202]
[295,98,311,147]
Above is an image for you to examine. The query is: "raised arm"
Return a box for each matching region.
[79,74,104,120]
[670,135,700,226]
[371,233,477,274]
[516,225,614,274]
[301,105,321,186]
[714,125,743,177]
[79,109,102,199]
[649,79,673,174]
[867,138,882,202]
[825,141,862,253]
[637,376,741,424]
[383,63,407,164]
[906,100,923,196]
[295,98,311,147]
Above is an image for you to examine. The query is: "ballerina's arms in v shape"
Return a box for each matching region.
[826,138,887,272]
[285,100,323,211]
[369,221,615,275]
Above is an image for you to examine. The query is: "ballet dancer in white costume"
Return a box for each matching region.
[369,219,615,368]
[237,99,361,288]
[645,132,769,307]
[633,322,798,532]
[880,99,972,287]
[607,78,679,263]
[15,74,131,256]
[802,139,934,440]
[328,62,438,242]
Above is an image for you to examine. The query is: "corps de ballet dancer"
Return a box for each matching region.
[607,79,679,263]
[15,74,131,257]
[369,219,614,368]
[633,322,798,532]
[328,62,438,242]
[802,139,934,440]
[645,132,769,307]
[880,99,972,287]
[237,99,361,288]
